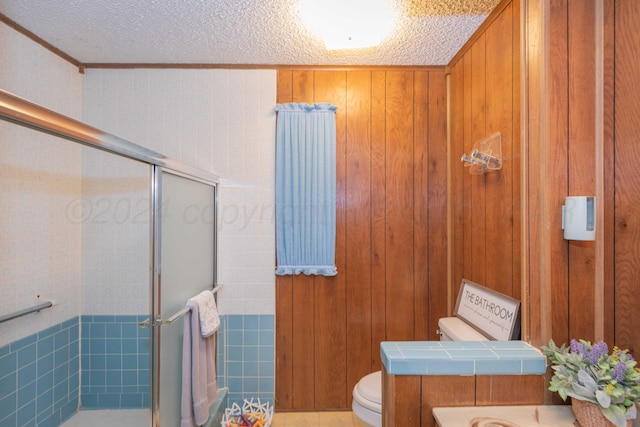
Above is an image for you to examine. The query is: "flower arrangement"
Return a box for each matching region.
[541,339,640,427]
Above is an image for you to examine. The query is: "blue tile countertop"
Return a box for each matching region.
[380,340,546,376]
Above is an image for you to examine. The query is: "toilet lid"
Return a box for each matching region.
[355,371,382,407]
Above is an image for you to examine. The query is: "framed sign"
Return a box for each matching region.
[454,279,521,340]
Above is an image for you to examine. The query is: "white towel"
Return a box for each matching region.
[180,300,217,427]
[191,290,220,337]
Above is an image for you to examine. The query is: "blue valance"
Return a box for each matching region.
[275,102,338,276]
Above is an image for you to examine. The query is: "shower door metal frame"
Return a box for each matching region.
[0,88,220,427]
[150,166,218,427]
[0,88,218,183]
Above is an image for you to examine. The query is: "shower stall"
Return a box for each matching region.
[0,89,226,427]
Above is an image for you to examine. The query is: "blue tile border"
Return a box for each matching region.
[0,317,79,427]
[381,340,546,376]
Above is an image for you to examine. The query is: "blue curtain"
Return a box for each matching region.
[275,102,338,276]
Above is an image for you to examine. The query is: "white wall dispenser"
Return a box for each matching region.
[562,196,596,241]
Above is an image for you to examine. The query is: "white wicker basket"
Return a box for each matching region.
[221,398,273,427]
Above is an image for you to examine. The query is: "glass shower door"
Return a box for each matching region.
[152,169,217,427]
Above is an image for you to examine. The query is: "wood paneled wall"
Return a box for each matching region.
[275,69,447,410]
[524,0,640,357]
[274,0,640,413]
[448,0,522,310]
[525,0,625,351]
[612,0,640,353]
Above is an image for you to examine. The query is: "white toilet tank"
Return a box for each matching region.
[438,316,490,341]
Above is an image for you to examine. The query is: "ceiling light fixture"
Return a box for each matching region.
[299,0,398,51]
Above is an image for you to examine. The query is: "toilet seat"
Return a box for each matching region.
[352,371,382,427]
[353,371,382,412]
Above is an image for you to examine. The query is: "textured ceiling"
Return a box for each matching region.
[0,0,501,66]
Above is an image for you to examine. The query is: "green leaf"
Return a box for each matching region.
[577,369,599,393]
[567,389,597,404]
[558,388,568,401]
[600,404,627,427]
[595,390,611,408]
[626,404,637,420]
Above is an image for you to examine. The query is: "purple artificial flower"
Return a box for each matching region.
[586,341,609,364]
[618,348,635,361]
[570,339,587,357]
[570,340,587,357]
[612,361,627,382]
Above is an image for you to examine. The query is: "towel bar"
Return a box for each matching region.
[160,306,190,325]
[0,300,53,325]
[139,283,223,328]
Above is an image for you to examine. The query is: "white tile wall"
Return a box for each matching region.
[82,69,277,315]
[0,23,82,119]
[1,19,277,329]
[80,148,150,315]
[0,22,84,347]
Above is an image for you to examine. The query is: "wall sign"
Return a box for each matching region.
[454,279,521,340]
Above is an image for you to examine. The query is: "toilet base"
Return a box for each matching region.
[352,398,381,427]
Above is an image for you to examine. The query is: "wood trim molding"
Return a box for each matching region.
[446,73,454,313]
[523,0,552,347]
[82,63,447,71]
[593,0,605,341]
[0,11,448,73]
[0,13,83,71]
[0,12,446,73]
[519,0,530,344]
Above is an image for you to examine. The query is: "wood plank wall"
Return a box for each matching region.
[275,69,447,410]
[451,0,640,358]
[527,0,640,352]
[525,0,622,351]
[613,0,640,354]
[448,0,521,311]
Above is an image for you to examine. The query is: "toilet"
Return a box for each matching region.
[352,280,521,427]
[351,316,490,427]
[351,370,382,427]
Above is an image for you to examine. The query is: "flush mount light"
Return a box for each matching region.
[299,0,398,51]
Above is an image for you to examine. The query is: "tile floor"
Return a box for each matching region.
[60,409,148,426]
[59,409,363,426]
[272,411,363,426]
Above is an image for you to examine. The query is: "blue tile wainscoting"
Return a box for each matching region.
[380,340,547,376]
[0,318,80,427]
[222,314,275,407]
[79,315,150,409]
[216,316,227,389]
[0,314,273,426]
